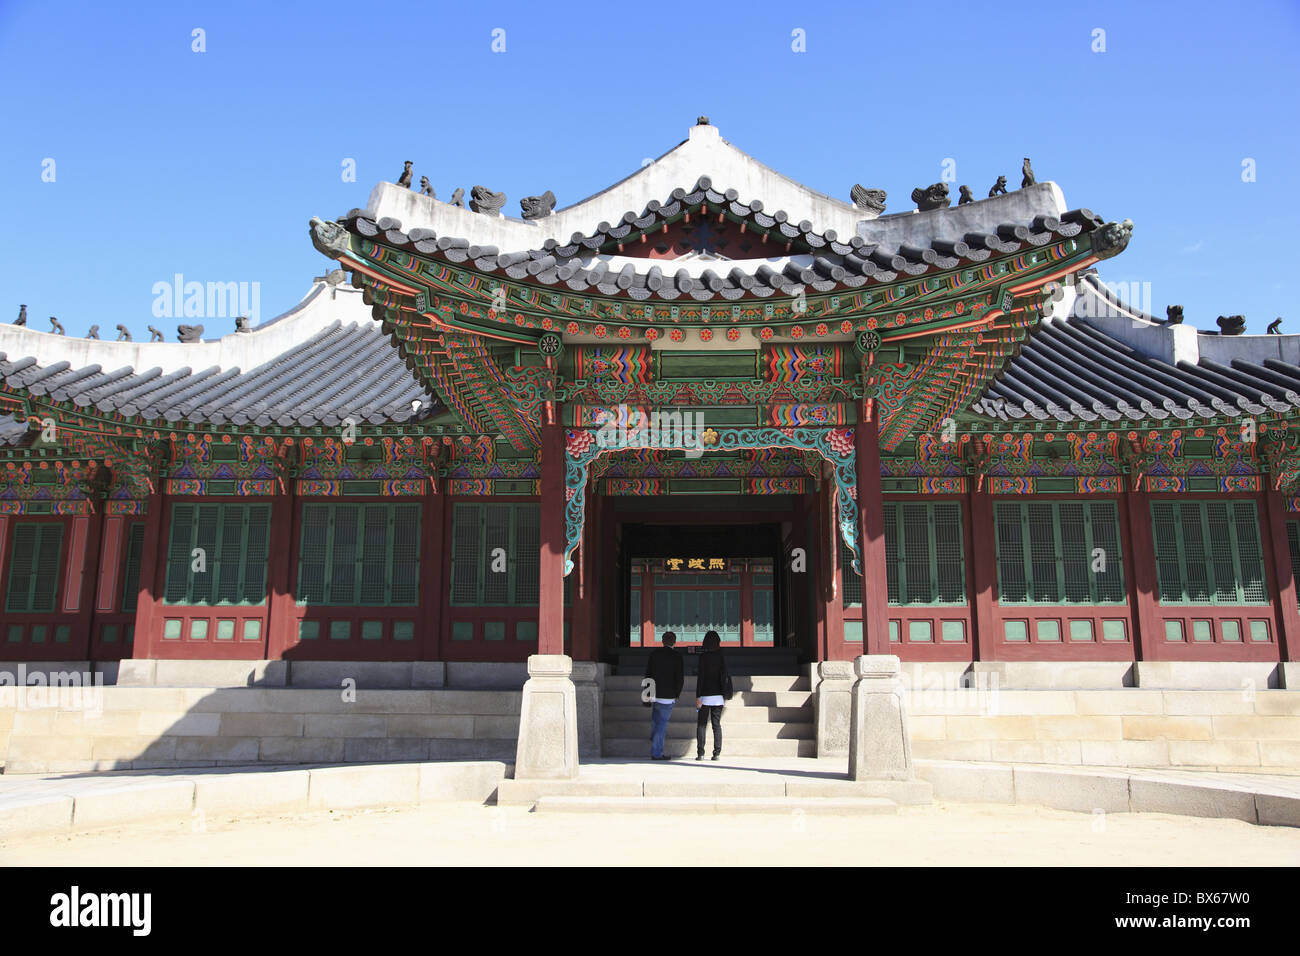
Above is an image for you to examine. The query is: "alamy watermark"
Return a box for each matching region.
[593,405,706,459]
[152,273,261,324]
[0,663,104,713]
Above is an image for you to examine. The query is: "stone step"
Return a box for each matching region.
[604,674,809,693]
[497,776,931,806]
[603,690,812,708]
[602,705,811,724]
[601,738,816,758]
[532,795,897,815]
[603,720,814,740]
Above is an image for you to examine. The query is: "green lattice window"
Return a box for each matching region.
[120,522,147,612]
[887,501,966,605]
[297,503,421,606]
[5,522,63,613]
[1151,499,1267,605]
[995,500,1125,605]
[163,503,270,606]
[841,503,966,607]
[450,503,539,606]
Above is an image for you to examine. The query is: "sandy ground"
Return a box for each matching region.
[4,801,1299,866]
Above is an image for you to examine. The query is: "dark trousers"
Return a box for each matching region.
[696,705,723,757]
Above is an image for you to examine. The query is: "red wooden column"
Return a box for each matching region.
[71,494,108,660]
[810,489,830,658]
[854,407,889,655]
[822,478,847,659]
[1125,485,1164,661]
[131,489,168,660]
[967,484,998,661]
[420,478,448,661]
[569,484,597,661]
[537,415,567,656]
[1264,487,1300,663]
[263,485,297,660]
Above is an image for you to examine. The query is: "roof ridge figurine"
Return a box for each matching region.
[1268,317,1283,335]
[419,176,434,198]
[469,185,506,216]
[147,325,163,342]
[1166,304,1184,325]
[177,324,203,343]
[449,187,465,209]
[86,325,99,339]
[957,185,974,205]
[397,161,413,188]
[49,316,64,335]
[1216,314,1246,336]
[849,185,886,213]
[520,190,556,220]
[988,176,1008,197]
[116,324,131,341]
[1021,158,1036,188]
[15,304,26,326]
[911,183,950,211]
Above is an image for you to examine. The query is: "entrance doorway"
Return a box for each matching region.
[619,522,783,649]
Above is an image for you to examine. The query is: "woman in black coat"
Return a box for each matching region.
[694,630,731,761]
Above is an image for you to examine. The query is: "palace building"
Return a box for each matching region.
[2,119,1299,728]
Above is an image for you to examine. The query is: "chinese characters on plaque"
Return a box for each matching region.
[663,558,727,572]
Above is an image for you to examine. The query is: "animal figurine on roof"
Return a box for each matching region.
[235,316,251,333]
[177,324,203,343]
[1268,317,1283,335]
[1166,305,1184,325]
[450,187,465,209]
[15,304,26,326]
[957,185,974,205]
[116,324,132,341]
[419,176,434,198]
[910,183,950,211]
[849,185,887,213]
[147,326,164,342]
[469,185,506,215]
[49,316,64,335]
[86,325,99,339]
[988,176,1008,197]
[397,161,413,188]
[1021,158,1036,188]
[520,190,556,220]
[1216,314,1246,336]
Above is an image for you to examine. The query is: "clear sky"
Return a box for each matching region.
[1,0,1297,339]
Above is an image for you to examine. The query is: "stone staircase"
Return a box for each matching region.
[601,673,816,758]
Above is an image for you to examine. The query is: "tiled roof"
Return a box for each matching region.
[341,179,1097,303]
[972,282,1300,423]
[0,319,434,441]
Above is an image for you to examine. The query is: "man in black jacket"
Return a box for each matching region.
[643,631,684,760]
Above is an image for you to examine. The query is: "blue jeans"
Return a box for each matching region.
[650,701,674,757]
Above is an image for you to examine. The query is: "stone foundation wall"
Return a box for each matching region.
[908,689,1300,771]
[3,687,523,774]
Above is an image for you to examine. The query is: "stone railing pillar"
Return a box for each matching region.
[814,660,855,757]
[514,654,579,779]
[848,654,914,781]
[572,661,603,758]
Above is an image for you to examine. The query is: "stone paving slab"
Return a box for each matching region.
[3,756,1299,840]
[0,760,508,840]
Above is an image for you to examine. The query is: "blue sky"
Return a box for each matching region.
[1,0,1297,339]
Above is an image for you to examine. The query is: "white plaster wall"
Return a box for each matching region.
[367,123,1068,254]
[0,281,373,376]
